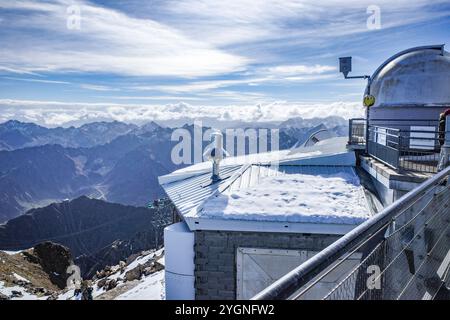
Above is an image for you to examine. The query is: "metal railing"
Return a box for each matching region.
[367,126,401,170]
[348,118,366,146]
[397,128,443,173]
[347,118,447,173]
[368,126,443,173]
[252,166,450,300]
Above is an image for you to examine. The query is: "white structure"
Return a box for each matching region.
[164,222,195,300]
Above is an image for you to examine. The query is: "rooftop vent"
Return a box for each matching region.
[203,130,229,183]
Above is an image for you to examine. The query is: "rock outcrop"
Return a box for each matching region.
[33,242,73,289]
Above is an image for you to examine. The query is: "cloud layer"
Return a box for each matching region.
[0,99,364,127]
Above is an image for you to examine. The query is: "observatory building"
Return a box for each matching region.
[159,45,450,300]
[348,45,450,205]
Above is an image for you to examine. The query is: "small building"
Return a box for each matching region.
[160,137,380,299]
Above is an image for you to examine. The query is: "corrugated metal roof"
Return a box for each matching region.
[162,163,359,219]
[162,137,350,181]
[159,136,362,231]
[185,164,370,233]
[162,164,243,217]
[226,165,357,192]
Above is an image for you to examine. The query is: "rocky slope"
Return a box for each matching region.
[0,244,165,300]
[0,242,72,300]
[0,197,172,276]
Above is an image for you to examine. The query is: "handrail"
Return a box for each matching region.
[252,166,450,300]
[369,126,400,132]
[349,118,366,121]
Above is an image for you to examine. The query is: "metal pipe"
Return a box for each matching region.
[252,166,450,300]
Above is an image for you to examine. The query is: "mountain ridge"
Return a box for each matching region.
[0,196,172,276]
[0,118,347,222]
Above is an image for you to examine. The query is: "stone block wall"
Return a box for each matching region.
[194,230,340,300]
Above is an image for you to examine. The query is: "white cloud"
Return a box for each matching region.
[2,0,447,79]
[2,77,71,85]
[266,65,337,76]
[131,64,337,94]
[0,0,248,77]
[109,96,205,101]
[79,84,119,91]
[164,0,450,47]
[0,0,448,115]
[0,66,39,75]
[0,99,364,127]
[132,79,269,93]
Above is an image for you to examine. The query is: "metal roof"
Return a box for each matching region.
[159,137,365,234]
[183,164,367,235]
[161,164,243,217]
[226,165,358,193]
[160,137,351,182]
[161,156,356,220]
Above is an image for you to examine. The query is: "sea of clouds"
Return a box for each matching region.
[0,99,364,127]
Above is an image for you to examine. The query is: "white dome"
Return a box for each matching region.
[369,47,450,108]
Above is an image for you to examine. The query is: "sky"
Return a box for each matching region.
[0,0,449,126]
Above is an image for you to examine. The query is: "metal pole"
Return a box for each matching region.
[365,78,371,155]
[348,120,353,145]
[438,116,450,171]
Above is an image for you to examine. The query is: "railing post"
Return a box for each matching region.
[396,133,401,170]
[438,116,450,171]
[348,119,353,145]
[365,109,370,155]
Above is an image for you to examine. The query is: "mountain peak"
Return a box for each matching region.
[1,119,43,130]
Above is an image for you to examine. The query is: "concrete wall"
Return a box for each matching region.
[194,230,340,300]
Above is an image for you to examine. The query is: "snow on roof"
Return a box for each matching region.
[188,167,371,225]
[159,137,370,234]
[159,137,348,185]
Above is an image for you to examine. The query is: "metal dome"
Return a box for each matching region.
[367,45,450,128]
[368,45,450,108]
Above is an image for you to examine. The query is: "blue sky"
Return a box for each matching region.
[0,0,449,126]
